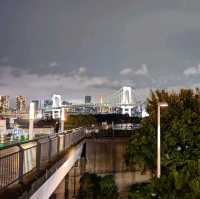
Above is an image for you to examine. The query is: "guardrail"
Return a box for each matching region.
[0,128,85,191]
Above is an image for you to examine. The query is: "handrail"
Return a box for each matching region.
[0,127,86,191]
[0,127,84,151]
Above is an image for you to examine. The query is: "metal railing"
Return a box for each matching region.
[0,128,85,191]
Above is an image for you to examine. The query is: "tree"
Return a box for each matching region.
[64,114,96,129]
[126,88,200,198]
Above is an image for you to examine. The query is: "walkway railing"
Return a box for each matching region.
[0,128,85,191]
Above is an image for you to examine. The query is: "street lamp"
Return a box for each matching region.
[157,102,168,178]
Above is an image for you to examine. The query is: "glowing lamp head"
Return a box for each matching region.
[159,102,168,107]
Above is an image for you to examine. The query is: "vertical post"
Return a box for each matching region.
[36,141,41,171]
[64,133,66,149]
[61,107,65,133]
[65,174,69,199]
[57,135,60,153]
[29,102,35,140]
[49,137,52,162]
[73,165,76,197]
[19,145,24,181]
[112,121,114,137]
[157,103,161,178]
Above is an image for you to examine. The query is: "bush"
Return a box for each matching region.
[77,173,119,199]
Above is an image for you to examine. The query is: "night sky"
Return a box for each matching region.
[0,0,200,102]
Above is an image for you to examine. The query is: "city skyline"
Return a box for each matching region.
[0,86,135,108]
[1,0,200,101]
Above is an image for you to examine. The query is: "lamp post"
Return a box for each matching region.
[157,102,168,178]
[29,102,35,140]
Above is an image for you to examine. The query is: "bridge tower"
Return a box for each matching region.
[52,94,62,119]
[120,86,134,116]
[103,86,135,116]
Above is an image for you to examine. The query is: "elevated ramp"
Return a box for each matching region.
[30,143,83,199]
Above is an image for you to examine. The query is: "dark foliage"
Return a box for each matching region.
[77,173,119,199]
[126,88,200,198]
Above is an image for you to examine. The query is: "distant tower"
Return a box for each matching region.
[0,96,9,113]
[32,100,39,112]
[119,87,134,116]
[52,94,62,108]
[121,86,134,104]
[16,96,27,113]
[85,96,92,104]
[104,86,134,105]
[52,94,62,119]
[103,86,135,116]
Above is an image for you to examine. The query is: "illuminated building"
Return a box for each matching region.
[85,96,92,104]
[32,100,43,112]
[16,96,27,113]
[0,96,9,113]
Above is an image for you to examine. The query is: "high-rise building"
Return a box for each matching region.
[85,96,92,104]
[16,96,27,113]
[0,96,9,113]
[32,100,40,112]
[32,100,44,111]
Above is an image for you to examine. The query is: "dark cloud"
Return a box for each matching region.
[0,82,8,87]
[166,28,200,60]
[0,0,200,101]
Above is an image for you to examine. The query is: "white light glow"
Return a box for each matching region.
[29,102,35,120]
[159,102,168,107]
